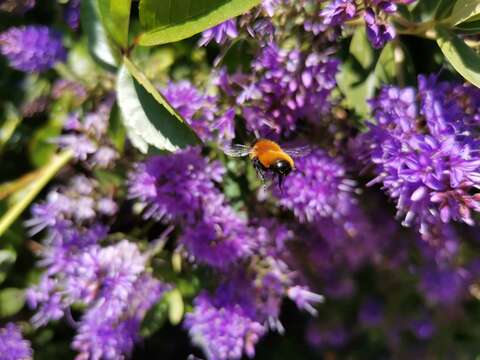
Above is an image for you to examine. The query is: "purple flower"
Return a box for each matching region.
[185,284,266,360]
[163,81,217,141]
[52,79,87,103]
[262,0,282,16]
[274,149,356,222]
[0,323,33,360]
[73,275,166,360]
[26,176,117,236]
[73,317,138,360]
[287,286,324,316]
[56,134,97,161]
[55,98,117,167]
[92,146,118,168]
[0,26,66,72]
[237,44,339,135]
[199,19,238,46]
[307,326,350,348]
[409,317,436,340]
[359,299,384,327]
[419,265,468,305]
[321,0,357,26]
[64,241,146,318]
[64,0,81,30]
[128,147,225,222]
[180,196,256,268]
[361,76,480,231]
[364,8,395,48]
[26,276,66,327]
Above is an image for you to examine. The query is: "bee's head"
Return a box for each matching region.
[271,159,292,177]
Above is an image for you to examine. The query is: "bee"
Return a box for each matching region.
[224,139,310,189]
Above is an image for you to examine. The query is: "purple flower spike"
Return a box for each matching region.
[185,286,266,360]
[199,19,238,46]
[274,149,356,223]
[361,75,480,231]
[0,26,66,72]
[321,0,357,26]
[364,8,396,49]
[0,323,33,360]
[128,147,225,222]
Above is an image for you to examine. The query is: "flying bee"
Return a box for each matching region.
[223,139,310,190]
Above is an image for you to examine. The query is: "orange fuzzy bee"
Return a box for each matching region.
[224,139,310,189]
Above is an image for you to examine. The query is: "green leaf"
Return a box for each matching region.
[138,0,261,46]
[29,123,63,167]
[97,0,132,48]
[349,27,375,70]
[455,19,480,33]
[0,288,25,318]
[0,103,22,154]
[0,249,16,285]
[437,27,480,88]
[445,0,480,25]
[166,288,184,325]
[140,297,169,337]
[411,0,443,21]
[435,0,456,20]
[81,0,119,68]
[375,43,396,84]
[107,104,126,153]
[116,57,200,153]
[337,59,377,118]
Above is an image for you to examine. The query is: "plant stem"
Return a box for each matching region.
[0,150,73,238]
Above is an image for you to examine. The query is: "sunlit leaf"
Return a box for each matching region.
[116,57,200,153]
[97,0,132,48]
[350,27,375,70]
[435,0,456,20]
[375,43,396,84]
[445,0,480,25]
[138,0,260,46]
[437,27,480,88]
[107,103,127,153]
[81,0,119,68]
[0,288,25,318]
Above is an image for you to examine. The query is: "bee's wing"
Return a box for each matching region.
[283,145,311,157]
[222,144,251,157]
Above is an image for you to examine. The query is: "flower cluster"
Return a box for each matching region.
[185,267,323,360]
[56,97,118,167]
[26,174,167,359]
[163,81,235,144]
[64,0,81,31]
[322,0,415,48]
[129,147,256,268]
[185,283,266,360]
[199,19,239,46]
[0,26,66,72]
[361,75,480,233]
[274,149,356,222]
[218,43,338,136]
[0,323,32,360]
[25,175,117,236]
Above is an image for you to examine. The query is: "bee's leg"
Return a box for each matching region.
[277,174,285,193]
[252,158,266,183]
